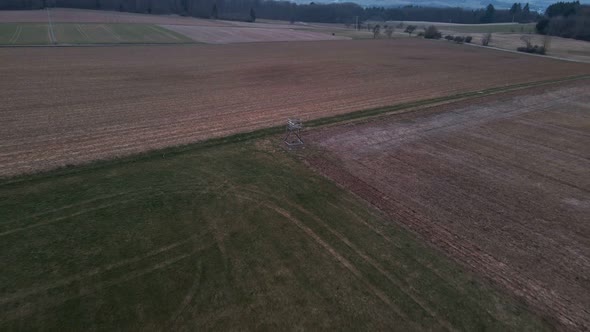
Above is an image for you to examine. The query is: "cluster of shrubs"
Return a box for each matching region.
[419,25,474,44]
[517,45,546,54]
[516,35,547,55]
[423,25,442,39]
[444,35,473,43]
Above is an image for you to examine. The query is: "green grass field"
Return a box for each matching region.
[0,23,193,45]
[0,23,51,45]
[434,23,536,34]
[0,136,550,330]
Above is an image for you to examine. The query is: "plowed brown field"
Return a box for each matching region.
[161,24,349,44]
[304,81,590,330]
[0,8,230,26]
[1,39,589,177]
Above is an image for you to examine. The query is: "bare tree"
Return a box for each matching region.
[385,25,394,38]
[482,32,492,46]
[543,34,552,52]
[520,35,532,48]
[373,24,381,39]
[211,3,218,19]
[404,25,417,36]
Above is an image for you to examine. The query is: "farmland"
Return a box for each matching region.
[161,24,348,44]
[1,39,589,177]
[0,8,230,25]
[1,8,588,62]
[303,80,590,330]
[1,133,554,330]
[2,5,590,331]
[0,8,348,45]
[0,23,193,45]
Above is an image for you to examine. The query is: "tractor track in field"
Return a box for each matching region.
[8,26,21,44]
[46,9,56,44]
[75,24,89,40]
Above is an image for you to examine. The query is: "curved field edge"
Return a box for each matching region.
[2,74,588,186]
[0,136,553,330]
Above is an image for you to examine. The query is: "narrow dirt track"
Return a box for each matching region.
[1,39,589,177]
[303,81,590,331]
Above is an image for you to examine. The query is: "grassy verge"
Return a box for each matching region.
[0,137,550,330]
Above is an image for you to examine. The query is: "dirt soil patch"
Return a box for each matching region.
[303,80,590,330]
[161,24,349,44]
[1,39,589,177]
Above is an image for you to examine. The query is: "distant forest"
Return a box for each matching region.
[1,0,541,24]
[536,1,590,40]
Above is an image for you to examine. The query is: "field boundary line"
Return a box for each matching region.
[9,26,21,44]
[46,9,56,44]
[1,74,588,186]
[101,24,122,41]
[76,24,89,40]
[150,25,180,41]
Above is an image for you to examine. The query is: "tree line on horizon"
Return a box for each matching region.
[1,0,541,24]
[1,0,587,41]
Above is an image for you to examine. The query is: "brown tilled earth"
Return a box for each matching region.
[303,80,590,330]
[1,39,589,177]
[0,8,230,26]
[160,24,349,44]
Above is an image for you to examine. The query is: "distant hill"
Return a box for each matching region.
[291,0,587,11]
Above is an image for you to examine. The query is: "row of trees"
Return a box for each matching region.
[1,0,540,24]
[364,4,538,24]
[536,1,590,41]
[508,3,533,22]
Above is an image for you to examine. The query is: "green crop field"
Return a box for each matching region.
[0,23,193,45]
[0,23,50,45]
[435,23,536,34]
[0,137,549,330]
